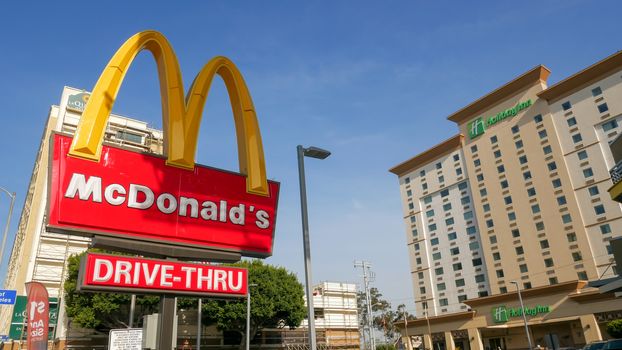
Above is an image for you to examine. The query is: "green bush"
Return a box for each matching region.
[377,344,396,350]
[607,319,622,338]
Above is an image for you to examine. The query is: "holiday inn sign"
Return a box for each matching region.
[467,99,532,139]
[492,304,550,323]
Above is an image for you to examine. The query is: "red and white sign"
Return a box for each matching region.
[79,253,248,296]
[25,282,49,350]
[47,134,279,257]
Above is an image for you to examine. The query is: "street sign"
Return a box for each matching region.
[0,290,16,305]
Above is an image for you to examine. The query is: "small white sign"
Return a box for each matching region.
[109,328,142,350]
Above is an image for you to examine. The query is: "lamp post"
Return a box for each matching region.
[0,186,15,271]
[511,281,533,350]
[297,145,331,350]
[246,283,258,350]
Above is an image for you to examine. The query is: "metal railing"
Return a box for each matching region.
[610,160,622,185]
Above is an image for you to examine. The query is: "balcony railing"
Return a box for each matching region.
[610,160,622,185]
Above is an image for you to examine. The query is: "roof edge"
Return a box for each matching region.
[389,134,463,176]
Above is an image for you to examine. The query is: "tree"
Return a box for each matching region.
[179,260,304,349]
[607,319,622,338]
[63,251,160,331]
[356,288,415,346]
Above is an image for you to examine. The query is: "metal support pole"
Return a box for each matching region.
[512,282,533,350]
[246,290,251,350]
[197,298,202,350]
[129,294,136,328]
[403,314,410,350]
[297,145,317,350]
[157,295,176,349]
[0,187,16,270]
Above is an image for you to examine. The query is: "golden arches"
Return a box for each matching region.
[68,31,268,196]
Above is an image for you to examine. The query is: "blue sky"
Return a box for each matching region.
[0,0,620,313]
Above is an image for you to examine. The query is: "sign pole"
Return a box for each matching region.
[157,295,176,350]
[197,298,202,350]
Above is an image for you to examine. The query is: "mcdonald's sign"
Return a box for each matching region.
[47,31,279,258]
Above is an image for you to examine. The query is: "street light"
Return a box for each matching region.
[297,145,331,350]
[510,281,533,350]
[0,186,16,271]
[246,283,258,350]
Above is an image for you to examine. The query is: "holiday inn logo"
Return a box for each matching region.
[492,304,550,323]
[467,99,532,139]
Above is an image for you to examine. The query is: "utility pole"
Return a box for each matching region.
[354,260,375,350]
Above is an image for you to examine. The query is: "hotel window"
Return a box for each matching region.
[416,258,422,265]
[549,277,558,285]
[493,252,501,261]
[511,229,520,237]
[543,145,552,154]
[453,263,463,271]
[458,295,468,303]
[515,140,524,149]
[524,282,532,289]
[594,204,605,215]
[411,229,418,237]
[420,170,425,176]
[440,189,449,197]
[504,196,512,205]
[437,283,446,291]
[471,145,478,153]
[469,241,480,250]
[408,203,414,210]
[433,252,442,260]
[552,179,562,188]
[483,203,490,212]
[600,224,612,234]
[597,103,609,113]
[567,117,577,127]
[531,204,540,214]
[539,130,548,139]
[480,188,487,196]
[419,286,425,293]
[475,274,486,283]
[501,180,509,188]
[418,272,424,279]
[562,101,572,111]
[512,125,520,134]
[494,150,502,158]
[456,168,463,176]
[567,232,577,242]
[519,155,528,164]
[431,238,439,245]
[491,135,498,144]
[414,243,420,251]
[472,258,483,266]
[544,258,554,267]
[583,168,594,178]
[534,114,543,123]
[455,279,465,287]
[527,187,536,197]
[572,133,583,143]
[439,298,448,307]
[536,221,545,231]
[428,224,437,231]
[405,177,411,184]
[497,165,505,173]
[577,150,588,160]
[445,217,454,226]
[443,203,452,211]
[519,264,528,273]
[603,119,618,132]
[477,174,484,182]
[410,216,416,223]
[461,196,470,205]
[438,175,444,183]
[406,190,412,197]
[453,154,460,161]
[435,267,444,276]
[448,232,457,240]
[588,186,599,196]
[486,219,494,228]
[557,196,567,205]
[496,269,504,278]
[592,86,602,96]
[523,171,532,180]
[422,183,428,190]
[515,246,524,255]
[450,247,460,255]
[572,252,583,262]
[577,271,588,280]
[479,291,489,297]
[458,182,468,190]
[464,211,473,220]
[547,161,557,171]
[466,226,477,235]
[499,287,508,293]
[540,239,550,249]
[423,196,432,204]
[426,209,434,217]
[436,162,442,169]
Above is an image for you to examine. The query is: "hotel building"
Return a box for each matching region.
[390,51,622,350]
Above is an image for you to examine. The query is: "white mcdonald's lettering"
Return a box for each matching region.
[64,172,271,229]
